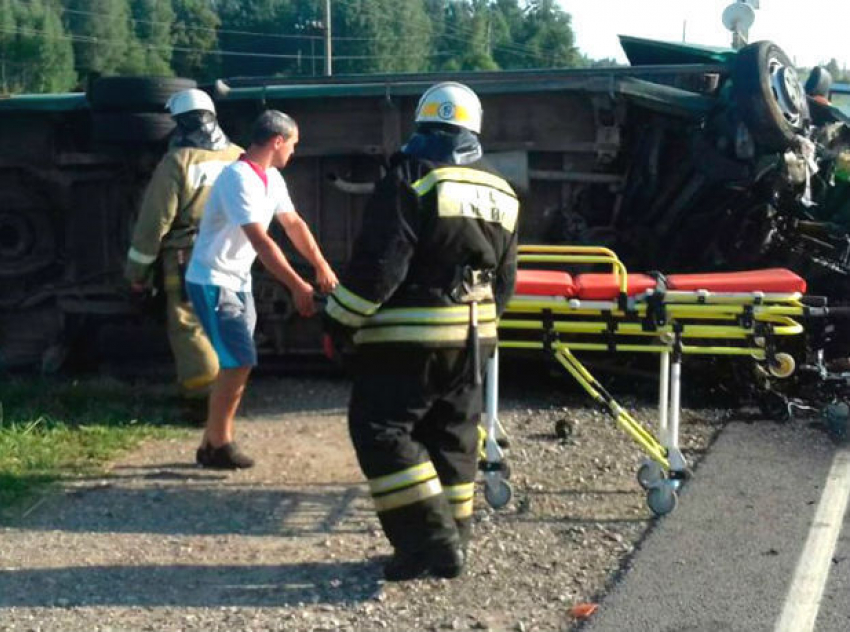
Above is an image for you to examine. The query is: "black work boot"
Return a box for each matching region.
[383,542,465,581]
[429,542,465,579]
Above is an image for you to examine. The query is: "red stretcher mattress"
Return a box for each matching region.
[515,268,806,300]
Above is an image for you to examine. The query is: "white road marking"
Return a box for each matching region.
[775,447,850,632]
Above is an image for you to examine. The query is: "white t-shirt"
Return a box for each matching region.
[186,160,295,292]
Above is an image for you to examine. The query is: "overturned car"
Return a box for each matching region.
[0,37,848,398]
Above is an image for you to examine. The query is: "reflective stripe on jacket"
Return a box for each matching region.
[326,157,519,348]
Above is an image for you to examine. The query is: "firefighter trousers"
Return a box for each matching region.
[348,344,493,556]
[163,250,218,400]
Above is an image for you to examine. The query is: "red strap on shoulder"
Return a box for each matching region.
[239,153,268,190]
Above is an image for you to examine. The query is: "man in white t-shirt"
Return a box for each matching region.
[186,110,337,469]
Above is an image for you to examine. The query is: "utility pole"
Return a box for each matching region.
[324,0,332,77]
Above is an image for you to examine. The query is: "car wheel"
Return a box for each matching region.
[733,41,809,152]
[88,76,197,112]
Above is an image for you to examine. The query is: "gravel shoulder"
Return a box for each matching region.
[0,370,727,632]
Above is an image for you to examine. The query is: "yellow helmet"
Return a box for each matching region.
[415,81,482,134]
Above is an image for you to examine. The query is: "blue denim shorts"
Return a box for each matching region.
[186,282,258,369]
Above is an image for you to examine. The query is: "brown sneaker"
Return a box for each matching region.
[199,443,255,469]
[196,444,211,466]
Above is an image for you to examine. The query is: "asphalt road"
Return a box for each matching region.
[582,419,849,632]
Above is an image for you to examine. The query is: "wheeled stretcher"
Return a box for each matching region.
[481,245,812,515]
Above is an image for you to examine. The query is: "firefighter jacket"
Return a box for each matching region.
[326,153,519,347]
[125,144,243,286]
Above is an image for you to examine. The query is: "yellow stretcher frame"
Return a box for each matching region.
[482,245,808,515]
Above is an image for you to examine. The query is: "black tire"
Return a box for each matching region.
[92,112,176,144]
[733,41,809,152]
[88,76,197,112]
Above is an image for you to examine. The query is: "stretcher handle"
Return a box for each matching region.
[518,254,630,295]
[519,244,620,259]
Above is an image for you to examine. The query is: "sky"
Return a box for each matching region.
[557,0,848,69]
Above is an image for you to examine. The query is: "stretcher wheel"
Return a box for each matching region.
[768,352,796,378]
[636,461,665,490]
[484,480,512,509]
[646,483,678,516]
[555,418,573,440]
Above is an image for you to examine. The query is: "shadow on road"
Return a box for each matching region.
[13,484,374,537]
[0,560,382,607]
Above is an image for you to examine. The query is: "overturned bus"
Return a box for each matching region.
[1,36,849,373]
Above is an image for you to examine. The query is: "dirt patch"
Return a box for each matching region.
[0,373,726,632]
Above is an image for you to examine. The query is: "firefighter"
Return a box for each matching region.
[324,82,519,581]
[124,89,243,422]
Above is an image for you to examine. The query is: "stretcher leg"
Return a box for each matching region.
[482,349,512,509]
[638,351,673,492]
[666,351,688,474]
[659,350,670,444]
[552,345,686,515]
[664,334,690,478]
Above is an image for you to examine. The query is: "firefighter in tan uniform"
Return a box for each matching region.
[125,89,243,419]
[324,82,519,581]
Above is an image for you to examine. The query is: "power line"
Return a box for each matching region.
[57,4,324,42]
[346,4,552,63]
[0,25,452,62]
[0,24,308,59]
[346,2,549,57]
[58,0,553,63]
[11,0,565,69]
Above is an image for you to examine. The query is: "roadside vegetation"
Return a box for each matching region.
[0,377,188,515]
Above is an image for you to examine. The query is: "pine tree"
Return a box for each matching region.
[65,0,142,77]
[334,0,432,74]
[217,0,299,78]
[0,0,18,92]
[33,0,76,91]
[1,0,75,93]
[171,0,220,80]
[515,0,579,69]
[130,0,175,76]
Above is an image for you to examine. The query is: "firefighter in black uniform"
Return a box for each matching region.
[324,81,519,581]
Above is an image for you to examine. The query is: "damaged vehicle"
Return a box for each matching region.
[1,36,848,391]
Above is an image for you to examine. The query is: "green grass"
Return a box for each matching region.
[0,378,189,514]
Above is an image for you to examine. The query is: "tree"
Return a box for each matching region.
[216,0,299,78]
[65,0,145,77]
[512,0,580,69]
[333,0,433,74]
[1,0,75,93]
[0,0,19,92]
[171,0,220,80]
[427,0,581,72]
[130,0,175,76]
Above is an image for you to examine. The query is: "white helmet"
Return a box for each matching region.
[415,81,482,134]
[166,89,215,117]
